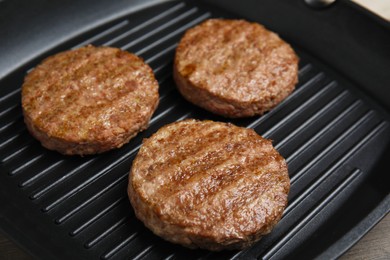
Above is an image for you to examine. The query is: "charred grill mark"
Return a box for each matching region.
[136,123,228,182]
[160,138,270,208]
[129,119,289,250]
[199,145,284,213]
[157,140,249,204]
[174,19,298,118]
[22,46,159,154]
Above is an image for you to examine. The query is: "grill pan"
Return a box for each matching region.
[0,0,389,259]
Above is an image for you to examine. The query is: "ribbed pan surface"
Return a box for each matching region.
[0,1,389,259]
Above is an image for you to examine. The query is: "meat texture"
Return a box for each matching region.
[22,45,159,155]
[128,119,290,250]
[174,19,299,118]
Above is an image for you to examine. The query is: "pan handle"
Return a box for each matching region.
[304,0,336,9]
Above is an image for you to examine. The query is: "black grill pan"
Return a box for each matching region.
[0,0,389,259]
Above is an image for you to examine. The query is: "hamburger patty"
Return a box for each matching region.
[128,119,290,250]
[22,45,159,155]
[173,19,299,118]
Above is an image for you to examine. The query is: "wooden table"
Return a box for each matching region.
[0,0,389,259]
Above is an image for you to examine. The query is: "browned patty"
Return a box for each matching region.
[173,19,299,118]
[128,119,290,251]
[22,45,159,155]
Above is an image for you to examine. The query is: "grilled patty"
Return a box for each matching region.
[128,119,290,250]
[174,19,298,118]
[22,45,159,155]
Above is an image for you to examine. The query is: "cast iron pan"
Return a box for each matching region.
[0,0,389,259]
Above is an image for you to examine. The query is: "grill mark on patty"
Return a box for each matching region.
[161,137,268,198]
[158,159,287,237]
[203,145,283,210]
[230,176,288,234]
[33,60,144,121]
[142,130,282,226]
[128,119,289,250]
[163,140,281,218]
[195,170,287,235]
[34,89,150,140]
[28,48,144,109]
[135,123,230,182]
[174,19,298,118]
[160,162,250,220]
[22,46,159,154]
[150,135,252,204]
[176,19,294,102]
[32,48,107,95]
[137,130,241,203]
[26,48,157,141]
